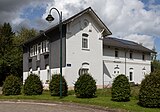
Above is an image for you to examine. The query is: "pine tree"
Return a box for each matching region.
[0,23,15,85]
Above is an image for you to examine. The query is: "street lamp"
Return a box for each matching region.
[46,7,63,98]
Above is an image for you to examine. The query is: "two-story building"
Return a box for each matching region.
[23,7,154,89]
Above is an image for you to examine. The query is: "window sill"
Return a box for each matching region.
[82,48,90,51]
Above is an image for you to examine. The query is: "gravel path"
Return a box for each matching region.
[0,101,116,112]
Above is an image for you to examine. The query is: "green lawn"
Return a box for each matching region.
[0,88,159,112]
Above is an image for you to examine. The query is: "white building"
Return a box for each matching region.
[23,7,154,89]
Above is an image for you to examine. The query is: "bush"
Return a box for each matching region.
[74,73,97,98]
[23,74,43,95]
[49,74,68,96]
[111,74,131,102]
[139,71,160,108]
[2,75,22,95]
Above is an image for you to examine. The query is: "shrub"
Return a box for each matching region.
[49,74,68,96]
[23,74,43,95]
[139,71,160,108]
[2,75,22,95]
[111,74,131,102]
[74,73,97,98]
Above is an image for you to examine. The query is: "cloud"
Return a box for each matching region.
[0,0,52,30]
[123,34,155,49]
[0,0,159,50]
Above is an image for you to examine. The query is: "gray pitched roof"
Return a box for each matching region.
[103,37,155,53]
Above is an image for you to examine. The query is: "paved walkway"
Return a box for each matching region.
[0,101,116,112]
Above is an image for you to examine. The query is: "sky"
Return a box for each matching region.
[0,0,160,59]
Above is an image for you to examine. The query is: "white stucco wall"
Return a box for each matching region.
[65,13,103,88]
[103,46,151,86]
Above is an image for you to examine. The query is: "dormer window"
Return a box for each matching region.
[82,33,89,50]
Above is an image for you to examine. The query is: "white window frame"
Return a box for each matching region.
[41,40,49,53]
[29,40,49,57]
[30,46,33,57]
[38,43,41,54]
[82,33,89,50]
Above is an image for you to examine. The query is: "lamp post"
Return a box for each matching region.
[46,8,63,98]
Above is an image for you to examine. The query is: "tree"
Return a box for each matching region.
[74,73,97,98]
[0,23,15,85]
[151,60,160,72]
[49,74,68,96]
[139,71,160,107]
[0,23,38,86]
[2,75,22,95]
[23,74,43,95]
[16,27,38,44]
[111,74,131,102]
[11,27,37,78]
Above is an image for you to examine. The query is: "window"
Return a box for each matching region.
[129,68,134,82]
[29,68,32,75]
[46,65,50,81]
[42,41,46,53]
[82,33,89,49]
[37,67,40,76]
[38,43,41,54]
[142,67,146,76]
[30,46,33,57]
[83,19,89,27]
[42,40,49,53]
[29,40,49,57]
[142,54,145,60]
[129,72,133,81]
[82,38,88,48]
[33,45,37,55]
[113,65,120,76]
[46,40,49,52]
[79,62,89,75]
[79,68,89,75]
[115,50,118,57]
[130,52,133,59]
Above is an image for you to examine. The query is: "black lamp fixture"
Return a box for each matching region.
[46,14,54,22]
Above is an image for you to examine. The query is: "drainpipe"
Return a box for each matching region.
[125,50,127,75]
[103,62,104,89]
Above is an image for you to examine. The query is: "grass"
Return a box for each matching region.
[0,88,160,112]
